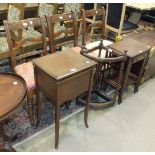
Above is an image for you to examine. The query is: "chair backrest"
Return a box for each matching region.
[105,3,126,35]
[82,8,106,46]
[64,3,83,18]
[38,3,58,17]
[80,40,127,89]
[4,17,48,68]
[46,12,77,53]
[7,3,25,22]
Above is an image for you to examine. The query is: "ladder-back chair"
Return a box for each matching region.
[46,12,81,53]
[4,17,48,124]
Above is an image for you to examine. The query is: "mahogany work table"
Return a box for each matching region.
[109,38,151,103]
[33,49,96,149]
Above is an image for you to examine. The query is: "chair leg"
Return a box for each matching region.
[90,25,95,42]
[105,29,109,39]
[27,94,35,125]
[36,89,41,126]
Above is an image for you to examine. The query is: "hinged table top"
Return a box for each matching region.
[33,49,97,81]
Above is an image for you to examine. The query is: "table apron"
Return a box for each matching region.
[57,68,93,105]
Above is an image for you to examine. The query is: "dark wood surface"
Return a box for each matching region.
[123,29,155,47]
[0,73,27,120]
[109,38,151,58]
[33,49,96,149]
[0,73,27,152]
[33,48,96,81]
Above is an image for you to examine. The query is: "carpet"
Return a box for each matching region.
[3,97,83,145]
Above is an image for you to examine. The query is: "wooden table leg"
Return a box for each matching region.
[118,58,132,104]
[55,104,60,149]
[84,68,95,128]
[34,68,41,126]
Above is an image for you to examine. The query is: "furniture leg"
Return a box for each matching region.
[55,104,60,149]
[34,68,41,126]
[84,68,95,128]
[36,89,41,126]
[105,29,109,39]
[27,94,34,125]
[78,21,82,36]
[118,58,132,104]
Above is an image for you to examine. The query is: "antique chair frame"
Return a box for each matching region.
[4,17,48,124]
[82,8,106,46]
[46,12,79,53]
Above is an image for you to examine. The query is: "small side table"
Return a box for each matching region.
[109,38,151,103]
[33,49,96,149]
[0,73,27,152]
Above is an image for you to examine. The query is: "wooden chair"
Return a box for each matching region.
[80,40,127,104]
[105,3,139,37]
[4,17,48,124]
[37,3,58,17]
[0,4,25,60]
[82,8,113,59]
[46,12,81,53]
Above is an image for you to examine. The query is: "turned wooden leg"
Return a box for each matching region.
[55,105,60,149]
